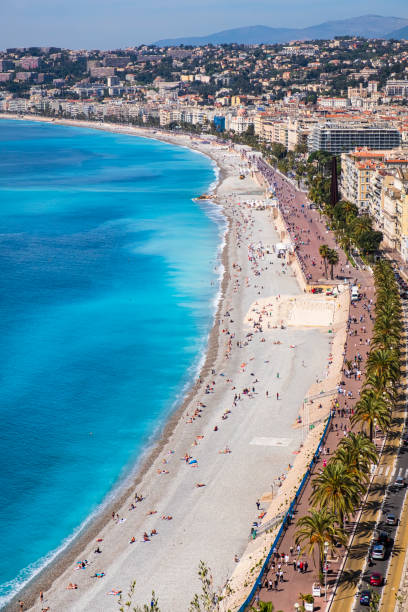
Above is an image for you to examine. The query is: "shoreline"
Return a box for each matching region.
[1,115,346,611]
[1,114,234,611]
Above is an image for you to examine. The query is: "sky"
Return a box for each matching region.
[1,0,407,49]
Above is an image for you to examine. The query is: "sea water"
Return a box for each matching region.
[0,120,223,604]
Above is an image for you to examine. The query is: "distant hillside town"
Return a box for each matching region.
[2,36,408,263]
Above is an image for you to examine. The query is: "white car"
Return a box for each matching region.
[371,544,386,560]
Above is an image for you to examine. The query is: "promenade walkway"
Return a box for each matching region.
[246,161,376,611]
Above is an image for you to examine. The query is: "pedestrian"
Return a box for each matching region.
[290,545,294,556]
[304,561,308,573]
[274,577,279,590]
[256,499,260,510]
[18,603,24,611]
[40,592,44,603]
[276,392,279,400]
[293,560,297,571]
[268,578,273,591]
[279,570,284,582]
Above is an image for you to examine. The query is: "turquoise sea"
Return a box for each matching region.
[0,120,223,605]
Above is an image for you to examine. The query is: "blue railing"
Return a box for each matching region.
[238,413,333,611]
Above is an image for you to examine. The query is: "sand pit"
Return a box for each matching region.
[244,293,341,330]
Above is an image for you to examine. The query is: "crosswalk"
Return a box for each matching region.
[374,466,408,478]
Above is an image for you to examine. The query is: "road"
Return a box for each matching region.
[330,295,408,612]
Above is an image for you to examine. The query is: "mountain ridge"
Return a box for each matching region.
[154,14,408,46]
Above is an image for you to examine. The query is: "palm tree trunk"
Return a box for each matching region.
[369,421,373,442]
[330,263,334,280]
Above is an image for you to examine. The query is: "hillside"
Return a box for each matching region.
[154,14,408,46]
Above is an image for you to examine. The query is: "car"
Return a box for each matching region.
[402,435,408,446]
[371,544,386,560]
[359,590,372,606]
[386,513,397,526]
[374,530,391,545]
[369,573,383,587]
[395,476,405,488]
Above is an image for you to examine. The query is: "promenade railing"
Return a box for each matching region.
[238,412,333,612]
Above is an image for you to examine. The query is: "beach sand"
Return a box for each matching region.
[1,116,342,612]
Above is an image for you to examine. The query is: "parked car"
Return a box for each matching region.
[386,513,397,526]
[374,530,391,545]
[369,573,383,587]
[402,435,408,446]
[359,590,372,606]
[371,544,386,560]
[395,476,405,488]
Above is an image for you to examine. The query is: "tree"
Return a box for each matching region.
[334,432,378,480]
[189,561,218,612]
[295,508,347,578]
[117,582,160,612]
[357,229,383,256]
[352,388,391,441]
[251,603,283,612]
[319,244,330,278]
[310,461,365,522]
[366,349,400,392]
[326,249,339,280]
[350,215,373,240]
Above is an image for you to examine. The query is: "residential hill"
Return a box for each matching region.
[154,14,408,46]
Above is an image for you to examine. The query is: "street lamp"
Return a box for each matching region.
[324,541,329,602]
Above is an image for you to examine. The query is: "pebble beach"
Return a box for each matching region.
[1,117,348,612]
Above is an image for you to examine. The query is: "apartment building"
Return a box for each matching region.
[381,170,408,259]
[385,80,408,97]
[227,112,253,134]
[317,97,350,109]
[309,122,402,153]
[341,149,408,214]
[254,113,288,147]
[287,118,318,151]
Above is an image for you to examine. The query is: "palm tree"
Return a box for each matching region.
[334,432,378,480]
[252,603,283,612]
[341,200,358,225]
[295,508,347,577]
[352,388,391,441]
[350,215,373,240]
[327,249,339,280]
[363,374,397,404]
[371,324,401,352]
[366,348,400,391]
[310,461,364,523]
[319,244,330,278]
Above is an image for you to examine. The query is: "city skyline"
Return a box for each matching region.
[1,0,408,49]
